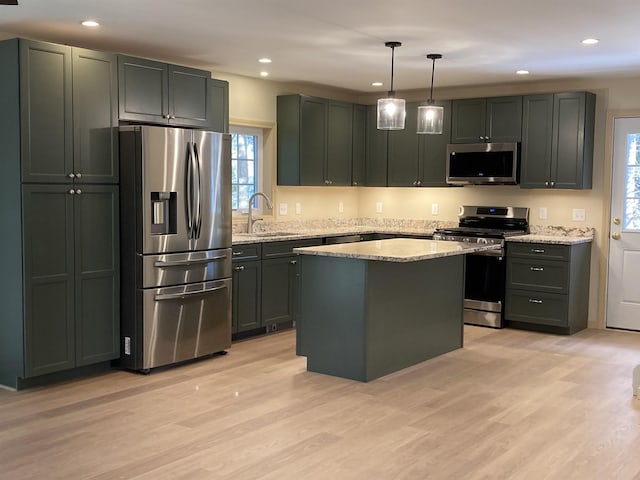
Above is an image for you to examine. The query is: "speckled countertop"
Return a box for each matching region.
[294,238,500,263]
[506,234,592,245]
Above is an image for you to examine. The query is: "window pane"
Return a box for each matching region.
[231,130,259,211]
[231,159,238,183]
[626,165,640,197]
[624,199,640,230]
[232,185,238,210]
[627,134,640,166]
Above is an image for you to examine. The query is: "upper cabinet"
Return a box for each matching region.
[118,56,220,129]
[451,96,522,143]
[277,94,354,186]
[16,40,118,184]
[351,104,367,186]
[520,92,595,189]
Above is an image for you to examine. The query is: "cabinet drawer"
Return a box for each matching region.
[505,289,569,327]
[262,239,322,258]
[508,242,569,261]
[232,244,261,261]
[507,258,569,293]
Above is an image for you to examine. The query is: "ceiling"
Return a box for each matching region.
[1,0,639,93]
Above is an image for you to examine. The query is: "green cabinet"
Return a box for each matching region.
[277,95,353,186]
[505,241,591,334]
[209,78,230,133]
[352,104,367,186]
[451,96,522,143]
[0,38,120,389]
[232,244,262,334]
[118,56,218,129]
[365,105,388,186]
[521,92,595,189]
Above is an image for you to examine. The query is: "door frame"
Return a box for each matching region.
[601,109,640,329]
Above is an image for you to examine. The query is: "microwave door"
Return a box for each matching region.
[141,126,191,254]
[191,130,232,251]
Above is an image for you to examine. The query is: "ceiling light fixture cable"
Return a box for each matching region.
[417,53,444,134]
[377,41,406,130]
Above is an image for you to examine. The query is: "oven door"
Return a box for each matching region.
[464,250,506,328]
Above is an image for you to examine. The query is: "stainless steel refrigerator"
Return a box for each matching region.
[119,125,232,372]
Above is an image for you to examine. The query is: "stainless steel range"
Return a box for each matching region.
[434,206,529,328]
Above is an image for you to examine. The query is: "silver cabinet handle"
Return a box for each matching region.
[68,173,75,179]
[68,189,75,195]
[416,180,422,186]
[545,181,549,186]
[352,181,358,186]
[234,265,245,271]
[530,266,544,272]
[528,298,543,304]
[154,284,227,301]
[232,251,244,256]
[550,181,555,187]
[154,254,227,268]
[75,189,82,195]
[75,172,82,179]
[531,248,545,253]
[290,260,297,265]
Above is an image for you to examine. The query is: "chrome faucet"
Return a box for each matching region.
[247,192,273,233]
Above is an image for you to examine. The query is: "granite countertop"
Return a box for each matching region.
[293,238,500,263]
[506,234,593,245]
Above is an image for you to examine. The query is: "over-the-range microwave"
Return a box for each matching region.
[446,142,520,185]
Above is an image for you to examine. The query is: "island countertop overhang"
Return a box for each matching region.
[293,238,500,263]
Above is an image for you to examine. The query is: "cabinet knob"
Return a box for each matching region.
[545,181,549,186]
[353,181,358,186]
[68,189,76,195]
[75,189,82,195]
[416,180,422,186]
[68,173,76,179]
[170,115,176,120]
[612,232,621,240]
[290,260,297,265]
[75,172,82,179]
[550,181,555,187]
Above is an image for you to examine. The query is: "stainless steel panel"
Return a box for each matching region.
[141,248,231,288]
[463,308,502,328]
[142,278,231,369]
[464,298,502,313]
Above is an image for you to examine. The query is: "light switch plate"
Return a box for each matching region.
[339,202,344,213]
[431,203,439,215]
[295,202,301,215]
[375,202,383,213]
[539,207,547,220]
[572,208,586,221]
[279,203,288,215]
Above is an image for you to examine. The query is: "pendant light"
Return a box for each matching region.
[417,53,444,134]
[377,41,406,130]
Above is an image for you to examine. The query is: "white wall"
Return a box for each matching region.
[211,68,640,329]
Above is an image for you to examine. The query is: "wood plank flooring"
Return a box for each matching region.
[1,326,640,479]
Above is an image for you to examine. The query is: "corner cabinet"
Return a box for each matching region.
[520,92,595,189]
[277,95,354,186]
[118,55,222,129]
[505,242,591,334]
[450,96,522,144]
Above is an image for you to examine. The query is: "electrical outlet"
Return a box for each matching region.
[572,208,586,221]
[279,203,288,216]
[539,207,548,220]
[339,202,344,213]
[375,202,383,213]
[431,203,439,215]
[295,202,301,215]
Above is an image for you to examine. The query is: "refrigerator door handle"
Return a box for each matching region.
[193,142,203,239]
[186,142,195,238]
[154,254,228,268]
[154,284,228,301]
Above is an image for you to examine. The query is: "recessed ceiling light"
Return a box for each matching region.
[516,70,530,75]
[371,82,383,87]
[582,38,599,45]
[260,71,269,77]
[81,20,100,27]
[258,58,272,64]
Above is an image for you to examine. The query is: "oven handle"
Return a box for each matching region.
[154,284,227,301]
[154,254,228,268]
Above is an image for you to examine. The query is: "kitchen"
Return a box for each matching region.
[1,0,640,478]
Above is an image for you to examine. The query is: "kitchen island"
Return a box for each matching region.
[294,238,499,382]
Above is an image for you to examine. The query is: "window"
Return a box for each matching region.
[625,133,640,230]
[231,126,262,212]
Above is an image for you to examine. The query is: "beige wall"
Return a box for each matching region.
[212,68,640,329]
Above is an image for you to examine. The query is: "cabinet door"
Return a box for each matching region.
[22,185,75,377]
[19,40,73,183]
[388,102,420,186]
[209,78,229,133]
[232,261,262,333]
[299,96,327,185]
[365,105,388,186]
[74,185,120,366]
[521,94,554,188]
[352,104,367,186]
[169,64,213,128]
[326,100,353,185]
[261,256,295,326]
[552,92,594,189]
[486,96,522,142]
[72,49,119,184]
[419,100,451,186]
[451,98,485,143]
[118,56,168,123]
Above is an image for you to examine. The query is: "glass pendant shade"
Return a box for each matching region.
[377,97,406,130]
[417,103,444,134]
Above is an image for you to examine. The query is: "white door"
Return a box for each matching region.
[606,117,640,330]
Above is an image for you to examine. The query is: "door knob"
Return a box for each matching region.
[612,232,621,240]
[613,217,621,225]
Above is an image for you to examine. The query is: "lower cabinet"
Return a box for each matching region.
[231,238,322,337]
[505,241,591,334]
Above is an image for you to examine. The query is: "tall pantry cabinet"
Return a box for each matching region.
[0,39,120,389]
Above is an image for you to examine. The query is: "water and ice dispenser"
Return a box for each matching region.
[150,192,177,235]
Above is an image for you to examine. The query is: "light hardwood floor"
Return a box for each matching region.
[1,326,640,480]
